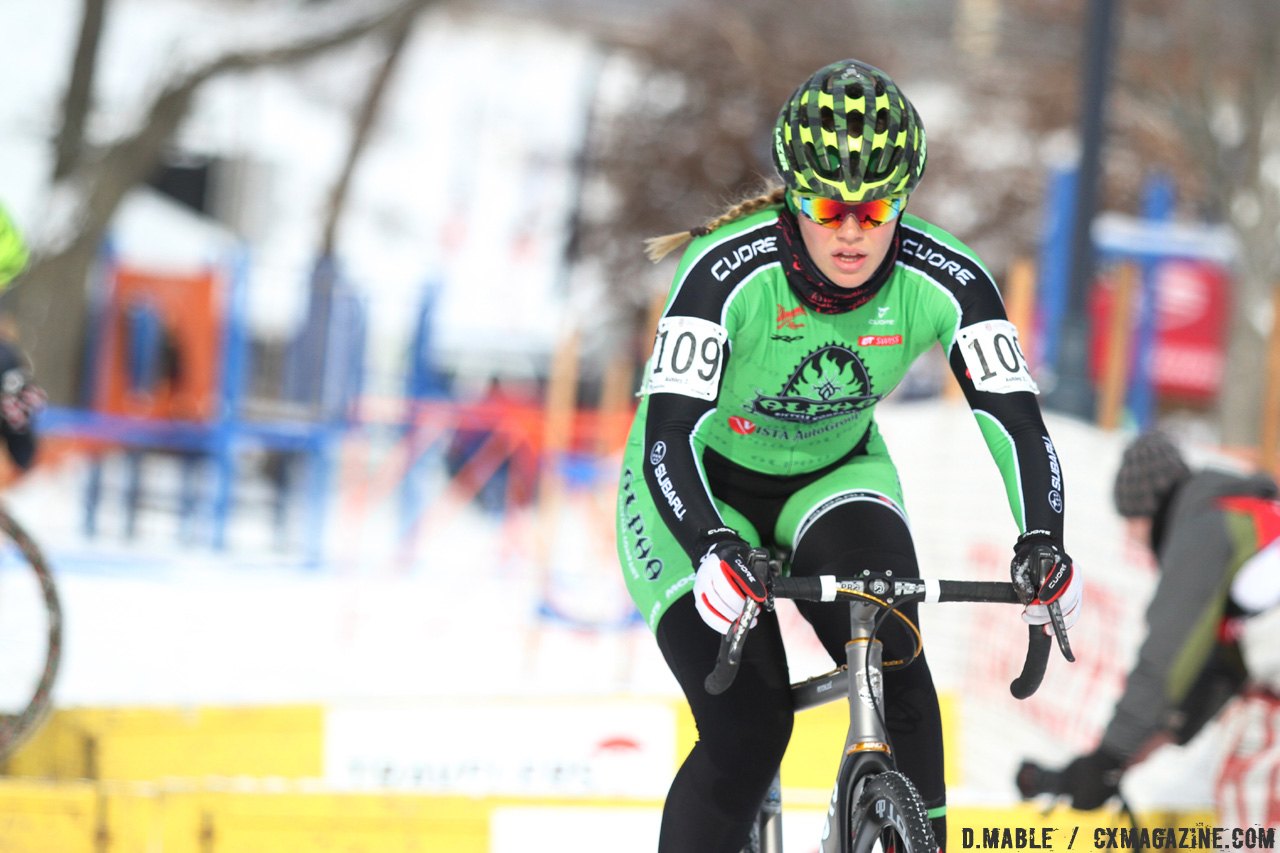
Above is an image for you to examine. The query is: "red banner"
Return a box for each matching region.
[1089,258,1231,402]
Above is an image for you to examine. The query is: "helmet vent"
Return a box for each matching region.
[875,109,889,134]
[804,142,842,179]
[819,105,836,132]
[845,83,864,100]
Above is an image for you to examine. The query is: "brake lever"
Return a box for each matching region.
[704,597,761,695]
[1046,599,1075,663]
[1028,548,1076,664]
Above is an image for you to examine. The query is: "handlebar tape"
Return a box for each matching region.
[769,576,823,601]
[1009,626,1051,699]
[935,580,1019,604]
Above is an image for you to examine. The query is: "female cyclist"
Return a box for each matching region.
[615,59,1081,852]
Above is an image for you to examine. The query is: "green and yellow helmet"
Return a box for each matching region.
[772,60,926,202]
[0,204,29,290]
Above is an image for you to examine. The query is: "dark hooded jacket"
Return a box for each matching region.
[1101,468,1280,759]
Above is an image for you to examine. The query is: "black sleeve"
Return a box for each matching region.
[643,381,735,562]
[639,227,777,563]
[948,343,1065,542]
[901,223,1065,543]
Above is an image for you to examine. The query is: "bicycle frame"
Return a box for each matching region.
[711,566,1052,853]
[754,599,904,853]
[824,599,898,853]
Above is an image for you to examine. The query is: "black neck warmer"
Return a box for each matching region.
[775,210,900,315]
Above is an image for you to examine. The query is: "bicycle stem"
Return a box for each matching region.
[842,600,893,755]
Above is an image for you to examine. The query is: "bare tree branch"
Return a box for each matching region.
[320,9,418,257]
[53,0,108,180]
[10,0,440,404]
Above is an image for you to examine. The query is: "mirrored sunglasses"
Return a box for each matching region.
[789,192,907,231]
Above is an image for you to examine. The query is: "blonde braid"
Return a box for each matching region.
[643,185,787,263]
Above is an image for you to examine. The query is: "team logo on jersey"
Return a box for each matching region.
[899,232,982,288]
[868,305,896,327]
[776,304,806,330]
[858,334,902,347]
[649,441,667,466]
[618,468,664,582]
[751,344,881,423]
[773,305,806,341]
[710,235,778,282]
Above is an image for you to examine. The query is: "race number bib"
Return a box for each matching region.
[644,316,727,401]
[957,320,1039,394]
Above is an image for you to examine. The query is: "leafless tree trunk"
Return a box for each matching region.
[8,0,437,405]
[53,0,108,181]
[301,10,419,413]
[320,9,417,258]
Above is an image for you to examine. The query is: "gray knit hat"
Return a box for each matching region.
[1113,432,1191,518]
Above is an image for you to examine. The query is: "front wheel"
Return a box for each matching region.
[0,505,61,764]
[850,771,936,853]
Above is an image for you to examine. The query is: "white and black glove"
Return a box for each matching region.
[693,539,767,634]
[1011,531,1082,634]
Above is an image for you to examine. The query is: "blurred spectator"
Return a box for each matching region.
[1048,431,1280,826]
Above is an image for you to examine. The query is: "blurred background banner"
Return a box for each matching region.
[0,0,1277,849]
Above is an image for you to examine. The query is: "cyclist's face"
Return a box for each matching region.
[796,211,897,289]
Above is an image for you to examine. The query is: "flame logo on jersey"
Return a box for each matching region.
[751,344,880,423]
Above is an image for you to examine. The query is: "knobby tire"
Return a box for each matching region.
[0,506,61,763]
[850,771,936,853]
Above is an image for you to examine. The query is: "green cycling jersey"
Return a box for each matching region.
[618,205,1068,629]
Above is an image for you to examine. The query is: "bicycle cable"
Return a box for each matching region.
[835,588,924,669]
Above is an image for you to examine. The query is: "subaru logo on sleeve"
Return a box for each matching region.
[649,441,667,466]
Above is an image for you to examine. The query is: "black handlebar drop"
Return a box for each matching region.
[1009,626,1052,699]
[933,580,1051,699]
